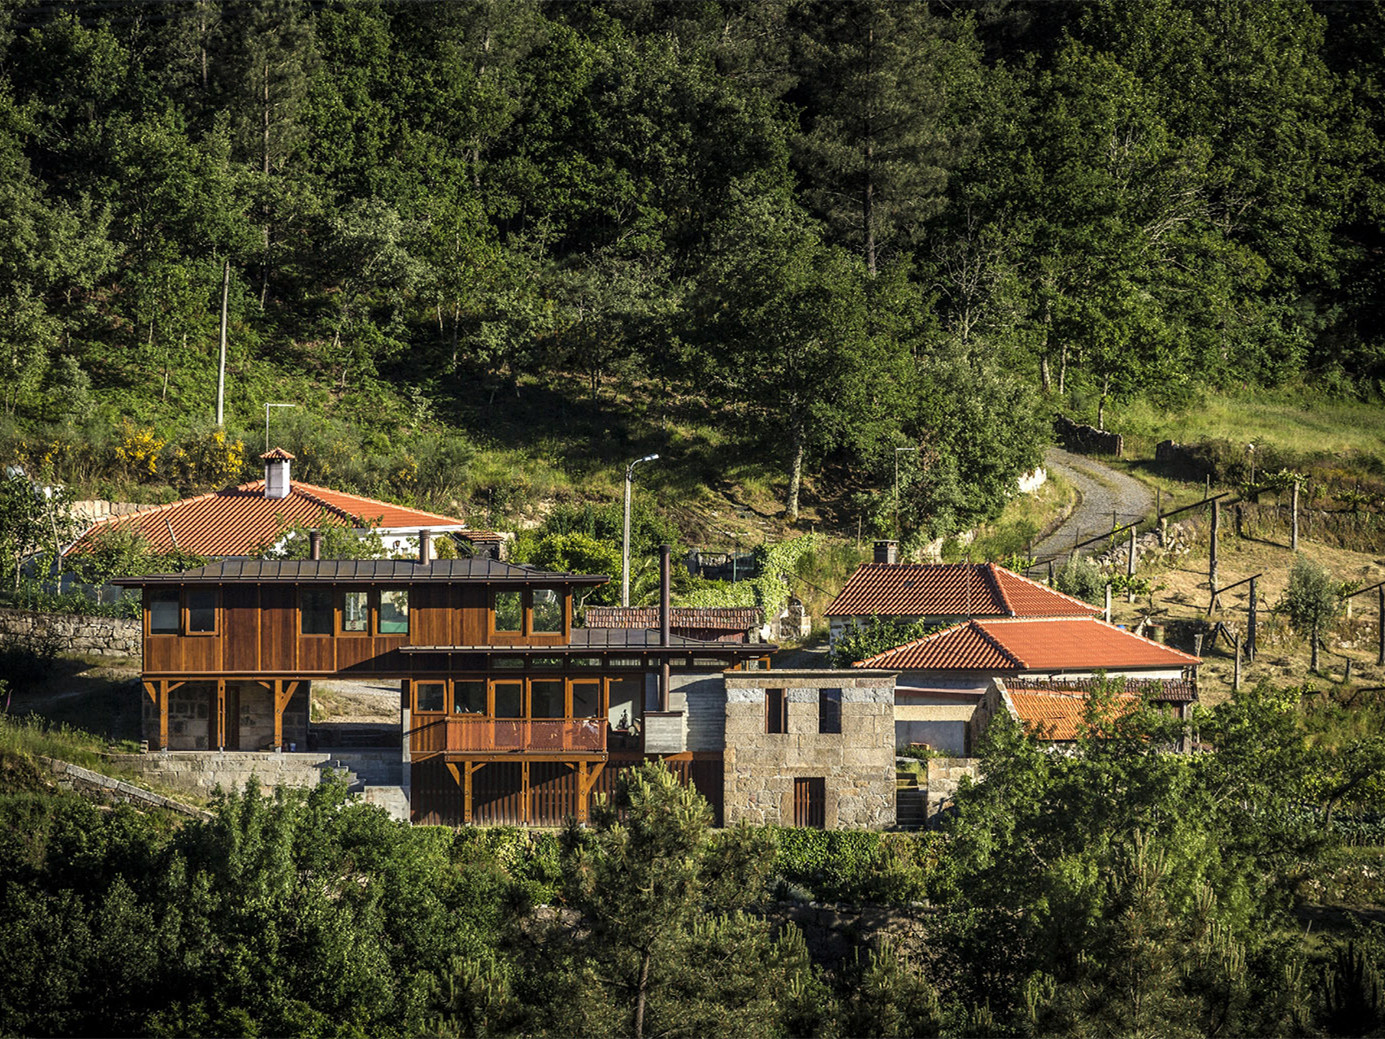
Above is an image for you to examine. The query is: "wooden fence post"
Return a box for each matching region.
[1248,575,1258,663]
[1159,516,1168,549]
[1127,524,1136,602]
[1233,632,1242,693]
[1292,480,1300,551]
[1209,499,1220,593]
[1048,559,1054,586]
[1104,583,1112,624]
[1378,585,1384,667]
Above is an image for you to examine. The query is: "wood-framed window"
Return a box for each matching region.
[185,588,217,635]
[340,589,369,635]
[530,678,565,719]
[492,589,523,634]
[794,777,826,828]
[414,681,446,713]
[300,587,333,635]
[493,679,524,718]
[452,679,486,715]
[818,688,842,734]
[531,588,563,634]
[571,679,601,719]
[766,689,788,734]
[379,588,409,634]
[149,591,180,634]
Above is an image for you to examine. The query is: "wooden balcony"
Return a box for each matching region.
[411,715,607,759]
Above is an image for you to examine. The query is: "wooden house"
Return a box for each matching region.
[114,538,767,826]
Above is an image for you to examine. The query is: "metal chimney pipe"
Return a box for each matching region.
[418,529,432,565]
[308,529,322,561]
[659,543,671,712]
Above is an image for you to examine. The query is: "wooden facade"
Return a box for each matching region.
[117,557,764,826]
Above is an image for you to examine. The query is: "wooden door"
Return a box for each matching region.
[793,777,825,828]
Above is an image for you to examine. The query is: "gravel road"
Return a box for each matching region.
[1030,447,1156,567]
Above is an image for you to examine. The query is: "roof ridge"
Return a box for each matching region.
[289,483,364,525]
[293,480,465,525]
[968,618,1026,668]
[982,563,1011,615]
[994,564,1101,613]
[854,623,955,667]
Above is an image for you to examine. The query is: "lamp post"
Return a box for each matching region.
[622,453,659,607]
[894,447,918,537]
[264,402,297,453]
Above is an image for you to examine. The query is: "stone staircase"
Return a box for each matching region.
[895,771,926,830]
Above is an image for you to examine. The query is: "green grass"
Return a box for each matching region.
[0,714,136,771]
[1120,387,1385,461]
[951,471,1077,563]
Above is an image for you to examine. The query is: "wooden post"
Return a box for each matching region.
[1156,487,1161,518]
[1378,586,1384,667]
[1209,499,1219,593]
[1127,524,1136,602]
[1205,474,1210,499]
[1235,503,1244,540]
[521,761,531,825]
[1247,576,1258,662]
[577,761,589,824]
[464,762,474,825]
[1047,559,1054,586]
[1233,632,1242,693]
[216,679,226,751]
[1344,658,1353,684]
[1291,480,1300,551]
[158,680,169,751]
[1104,583,1112,624]
[273,679,283,751]
[1159,516,1167,549]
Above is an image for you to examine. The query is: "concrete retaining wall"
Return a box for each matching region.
[43,757,212,820]
[0,607,140,658]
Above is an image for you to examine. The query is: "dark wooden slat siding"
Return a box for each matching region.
[225,587,258,671]
[473,763,525,825]
[461,586,486,645]
[260,586,295,671]
[530,763,579,826]
[410,758,463,826]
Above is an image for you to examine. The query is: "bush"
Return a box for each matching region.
[769,828,954,905]
[830,615,935,667]
[0,627,62,695]
[1055,554,1105,605]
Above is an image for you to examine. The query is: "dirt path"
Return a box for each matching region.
[1031,447,1156,566]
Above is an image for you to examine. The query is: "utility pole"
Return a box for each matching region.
[622,454,659,607]
[216,257,230,426]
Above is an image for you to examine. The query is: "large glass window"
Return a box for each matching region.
[453,680,486,714]
[531,680,565,718]
[494,590,522,632]
[494,681,523,718]
[532,588,562,633]
[150,593,180,634]
[415,682,445,713]
[379,589,409,634]
[301,588,333,635]
[342,590,368,632]
[818,689,842,734]
[186,589,216,633]
[572,681,601,718]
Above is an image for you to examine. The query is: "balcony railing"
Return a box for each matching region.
[411,715,607,756]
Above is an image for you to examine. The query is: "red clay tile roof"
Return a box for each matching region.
[69,480,492,558]
[825,562,1097,619]
[855,617,1201,671]
[1009,676,1198,703]
[1005,687,1143,741]
[583,606,762,632]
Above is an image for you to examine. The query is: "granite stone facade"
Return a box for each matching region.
[140,681,308,751]
[0,607,140,658]
[721,670,896,829]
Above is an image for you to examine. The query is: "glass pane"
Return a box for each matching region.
[572,682,600,718]
[608,677,642,730]
[532,588,562,633]
[453,680,486,714]
[494,590,522,632]
[492,657,524,669]
[415,682,445,712]
[570,657,601,668]
[494,682,523,718]
[301,588,333,635]
[819,689,842,734]
[530,656,562,668]
[531,680,564,718]
[342,591,368,632]
[379,589,409,634]
[186,589,216,633]
[150,595,180,633]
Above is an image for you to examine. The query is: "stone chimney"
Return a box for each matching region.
[308,529,322,560]
[261,447,295,500]
[418,529,432,565]
[873,540,898,565]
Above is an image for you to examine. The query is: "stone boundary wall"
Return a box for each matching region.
[43,757,212,820]
[107,750,349,797]
[1055,415,1123,457]
[0,607,140,658]
[926,756,979,819]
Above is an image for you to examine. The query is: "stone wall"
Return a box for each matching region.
[1055,415,1123,457]
[109,750,351,797]
[0,607,140,658]
[43,757,212,820]
[722,670,896,829]
[925,756,979,819]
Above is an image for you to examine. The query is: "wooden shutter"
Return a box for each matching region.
[766,689,787,733]
[794,777,825,828]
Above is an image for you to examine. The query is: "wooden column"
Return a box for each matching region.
[1104,583,1111,624]
[577,761,588,824]
[273,681,298,751]
[521,761,531,825]
[158,680,169,751]
[216,679,226,751]
[1247,576,1258,663]
[1291,480,1300,551]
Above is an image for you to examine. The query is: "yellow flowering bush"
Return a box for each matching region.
[115,422,165,479]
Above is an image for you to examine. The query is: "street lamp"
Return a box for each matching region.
[895,447,919,537]
[622,453,659,607]
[264,402,298,453]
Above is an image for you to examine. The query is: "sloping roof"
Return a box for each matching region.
[825,562,1097,619]
[113,558,608,586]
[1008,676,1198,703]
[855,617,1201,672]
[70,479,497,557]
[583,606,761,632]
[1005,688,1143,741]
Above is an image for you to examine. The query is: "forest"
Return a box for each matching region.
[1,0,1382,538]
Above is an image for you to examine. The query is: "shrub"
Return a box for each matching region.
[1055,554,1105,604]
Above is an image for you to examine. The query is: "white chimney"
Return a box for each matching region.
[261,447,295,499]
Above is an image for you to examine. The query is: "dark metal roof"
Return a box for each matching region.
[402,627,776,654]
[113,557,609,586]
[583,606,762,631]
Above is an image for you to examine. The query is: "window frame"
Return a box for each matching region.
[377,587,410,635]
[338,588,371,636]
[148,590,182,636]
[490,587,524,637]
[184,587,218,636]
[530,587,564,635]
[414,680,447,714]
[766,688,788,734]
[298,586,335,637]
[818,688,843,735]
